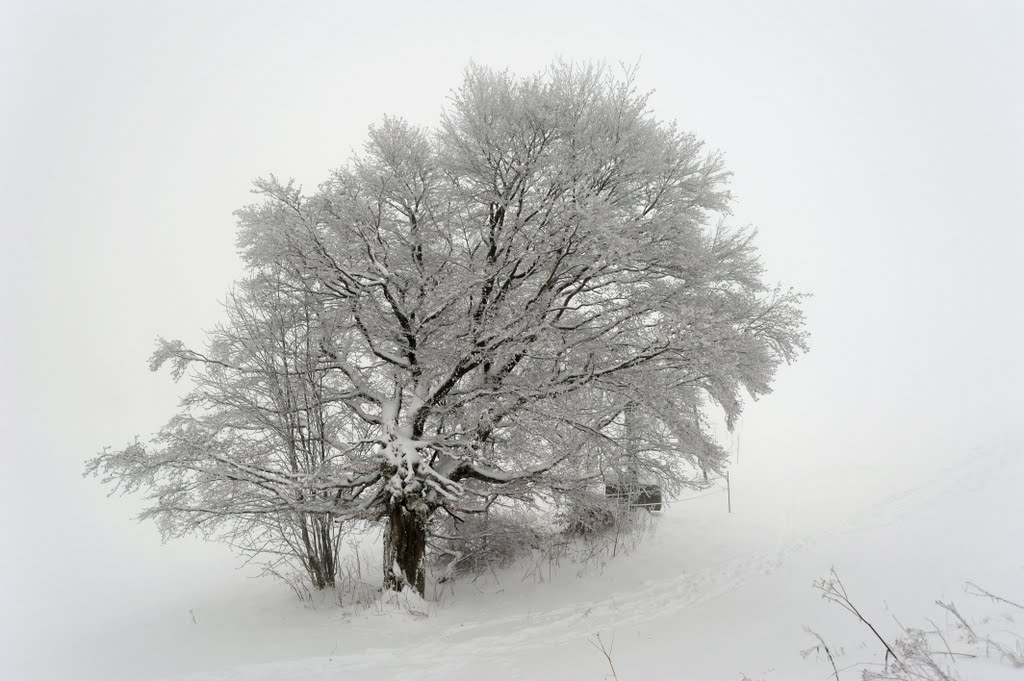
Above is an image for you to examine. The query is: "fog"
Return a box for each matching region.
[1,0,1021,675]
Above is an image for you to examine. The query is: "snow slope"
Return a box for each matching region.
[6,437,1022,681]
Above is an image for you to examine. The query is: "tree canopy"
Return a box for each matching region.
[88,62,807,596]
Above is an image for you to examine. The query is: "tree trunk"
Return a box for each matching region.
[382,500,427,596]
[298,512,338,590]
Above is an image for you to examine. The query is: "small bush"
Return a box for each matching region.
[430,510,542,579]
[558,492,623,537]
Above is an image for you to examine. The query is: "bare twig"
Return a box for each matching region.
[803,626,841,680]
[964,582,1024,611]
[935,600,977,644]
[925,617,954,659]
[983,636,1024,668]
[589,632,619,680]
[814,568,904,673]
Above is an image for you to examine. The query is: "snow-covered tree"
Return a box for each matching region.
[87,271,363,589]
[89,61,807,596]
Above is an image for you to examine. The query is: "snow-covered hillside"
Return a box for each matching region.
[8,436,1021,681]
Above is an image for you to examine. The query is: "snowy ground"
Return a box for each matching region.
[4,434,1022,681]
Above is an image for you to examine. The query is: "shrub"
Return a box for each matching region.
[430,510,542,580]
[558,492,624,537]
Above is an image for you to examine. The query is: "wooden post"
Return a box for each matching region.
[726,471,732,514]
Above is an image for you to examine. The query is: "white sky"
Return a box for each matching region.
[0,0,1021,671]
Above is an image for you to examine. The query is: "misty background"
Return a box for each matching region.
[1,0,1021,674]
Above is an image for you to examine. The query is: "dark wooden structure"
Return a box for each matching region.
[605,482,662,512]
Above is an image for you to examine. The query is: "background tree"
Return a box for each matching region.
[90,61,807,596]
[87,271,371,590]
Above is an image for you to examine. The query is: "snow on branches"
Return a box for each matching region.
[88,61,807,595]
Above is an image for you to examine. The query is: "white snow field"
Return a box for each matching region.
[5,433,1021,681]
[2,3,1021,680]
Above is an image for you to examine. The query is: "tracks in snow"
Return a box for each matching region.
[167,446,1013,681]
